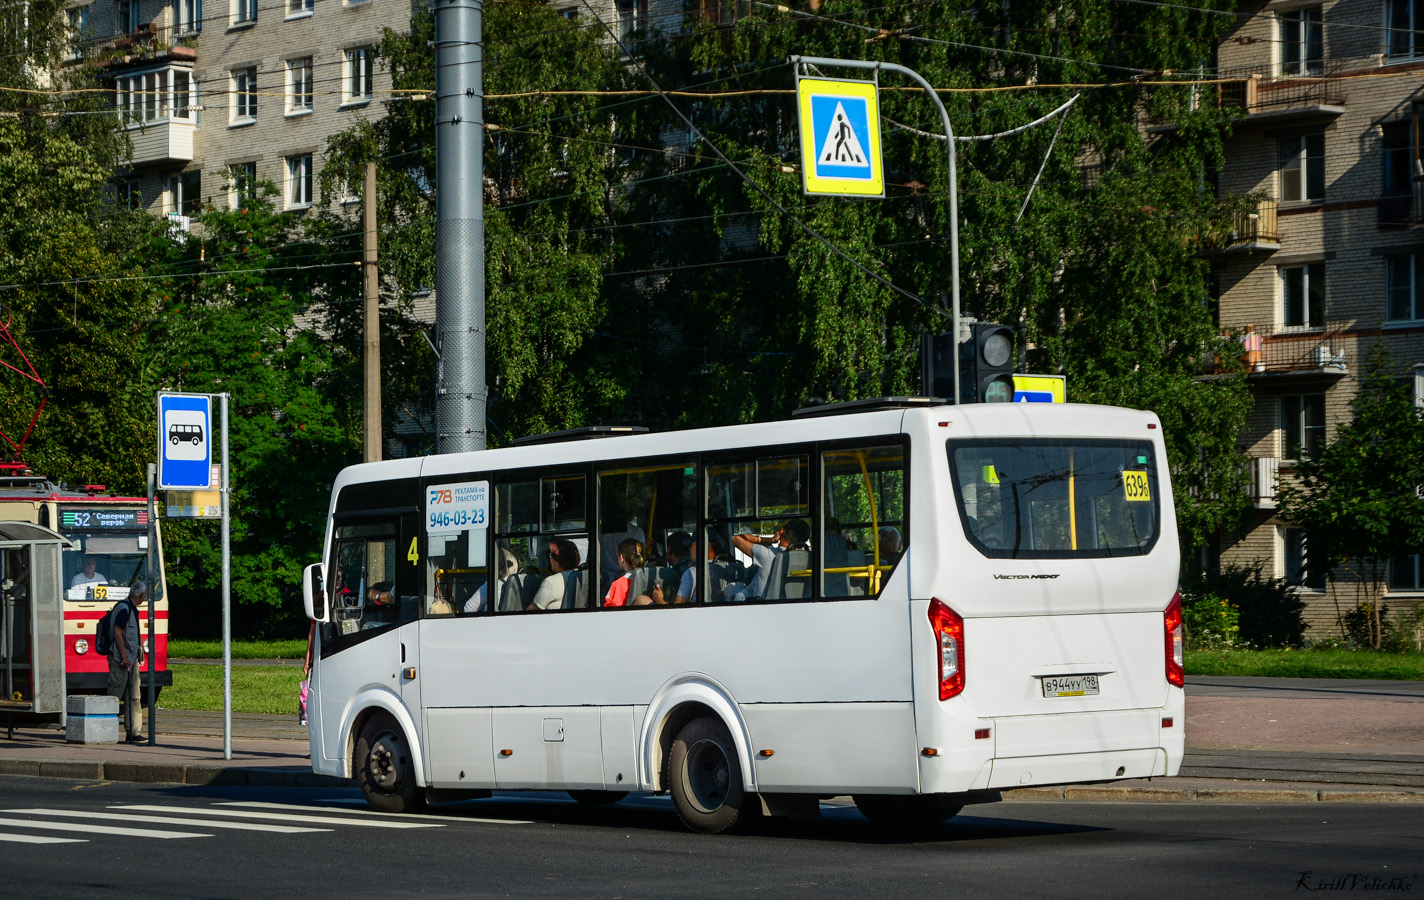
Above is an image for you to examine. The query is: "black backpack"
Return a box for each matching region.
[94,599,135,658]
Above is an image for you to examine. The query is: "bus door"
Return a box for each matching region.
[318,514,422,763]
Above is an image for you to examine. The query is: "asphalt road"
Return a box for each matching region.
[0,776,1419,899]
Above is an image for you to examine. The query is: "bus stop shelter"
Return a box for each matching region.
[0,521,73,735]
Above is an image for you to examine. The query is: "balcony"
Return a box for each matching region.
[80,24,198,70]
[1202,322,1350,381]
[1148,62,1345,133]
[130,119,195,166]
[1204,198,1280,255]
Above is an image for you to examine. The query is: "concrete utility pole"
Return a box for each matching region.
[432,0,487,453]
[363,161,382,462]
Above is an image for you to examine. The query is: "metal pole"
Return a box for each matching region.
[220,393,231,760]
[433,0,487,452]
[363,161,383,463]
[146,463,156,746]
[790,56,961,405]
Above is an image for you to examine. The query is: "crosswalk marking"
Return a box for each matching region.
[0,816,207,840]
[111,805,442,829]
[5,809,329,835]
[0,833,85,844]
[218,801,532,826]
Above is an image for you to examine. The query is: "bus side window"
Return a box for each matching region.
[820,445,907,599]
[705,455,809,603]
[427,528,488,616]
[493,476,589,612]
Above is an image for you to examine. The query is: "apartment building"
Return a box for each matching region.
[1208,0,1424,632]
[66,0,413,219]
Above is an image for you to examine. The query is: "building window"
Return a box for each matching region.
[229,161,256,209]
[1388,0,1424,57]
[287,57,313,114]
[287,153,313,208]
[231,67,257,122]
[344,47,373,103]
[699,0,736,26]
[1282,527,1327,590]
[557,6,577,19]
[171,0,201,34]
[66,6,90,59]
[115,69,193,124]
[288,0,313,15]
[117,0,140,34]
[1279,134,1326,202]
[117,178,141,210]
[1281,263,1325,328]
[167,170,201,216]
[1387,254,1424,322]
[1391,552,1423,590]
[1280,8,1323,75]
[1281,394,1326,459]
[1383,122,1415,194]
[232,0,256,25]
[616,0,646,44]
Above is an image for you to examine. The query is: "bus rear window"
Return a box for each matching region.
[948,439,1160,559]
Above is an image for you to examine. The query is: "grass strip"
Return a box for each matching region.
[164,664,305,715]
[1186,648,1424,680]
[168,639,307,660]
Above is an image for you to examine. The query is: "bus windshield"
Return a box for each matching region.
[62,536,150,600]
[948,438,1160,559]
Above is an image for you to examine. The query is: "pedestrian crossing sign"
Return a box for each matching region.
[797,76,884,198]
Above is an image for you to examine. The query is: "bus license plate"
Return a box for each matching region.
[1041,675,1100,698]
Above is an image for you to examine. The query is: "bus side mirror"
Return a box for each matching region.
[303,562,328,623]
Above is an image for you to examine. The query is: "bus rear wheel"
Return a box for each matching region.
[852,794,964,830]
[355,713,425,814]
[667,716,758,834]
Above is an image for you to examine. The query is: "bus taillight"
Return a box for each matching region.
[1165,591,1184,688]
[929,599,964,700]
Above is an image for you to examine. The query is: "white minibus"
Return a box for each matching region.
[303,398,1185,832]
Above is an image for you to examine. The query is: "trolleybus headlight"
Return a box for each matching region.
[74,639,89,655]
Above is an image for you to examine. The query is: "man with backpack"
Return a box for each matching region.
[107,580,150,742]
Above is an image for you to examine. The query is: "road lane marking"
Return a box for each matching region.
[0,833,86,844]
[5,809,329,835]
[110,805,442,829]
[0,816,207,840]
[218,801,532,826]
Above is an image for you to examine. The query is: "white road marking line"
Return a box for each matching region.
[0,816,207,840]
[5,809,329,835]
[218,801,532,826]
[0,833,86,844]
[109,805,441,829]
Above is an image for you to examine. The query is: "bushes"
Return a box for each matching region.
[1180,563,1305,649]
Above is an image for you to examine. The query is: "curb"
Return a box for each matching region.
[1005,785,1424,803]
[0,758,350,789]
[2,756,1422,802]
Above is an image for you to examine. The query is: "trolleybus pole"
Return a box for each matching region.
[789,56,961,404]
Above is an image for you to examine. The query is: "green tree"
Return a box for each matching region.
[149,187,360,635]
[1275,344,1424,648]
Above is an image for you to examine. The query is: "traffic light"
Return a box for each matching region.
[962,323,1015,403]
[919,324,1015,403]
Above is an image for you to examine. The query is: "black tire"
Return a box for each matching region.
[568,790,629,806]
[852,794,964,830]
[355,713,426,814]
[667,716,758,834]
[170,436,179,445]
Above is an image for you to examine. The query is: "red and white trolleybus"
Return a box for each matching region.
[0,464,171,698]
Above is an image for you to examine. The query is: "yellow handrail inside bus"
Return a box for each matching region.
[1068,448,1078,551]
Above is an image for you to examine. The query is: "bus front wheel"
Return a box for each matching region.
[355,713,426,814]
[668,716,758,834]
[852,794,964,830]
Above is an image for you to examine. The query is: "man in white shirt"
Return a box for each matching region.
[70,555,107,589]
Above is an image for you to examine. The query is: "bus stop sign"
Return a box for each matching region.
[158,392,212,489]
[797,76,884,198]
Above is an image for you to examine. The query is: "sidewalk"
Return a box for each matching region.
[0,677,1420,802]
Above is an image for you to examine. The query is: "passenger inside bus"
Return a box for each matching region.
[528,538,581,610]
[604,538,660,607]
[466,546,517,613]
